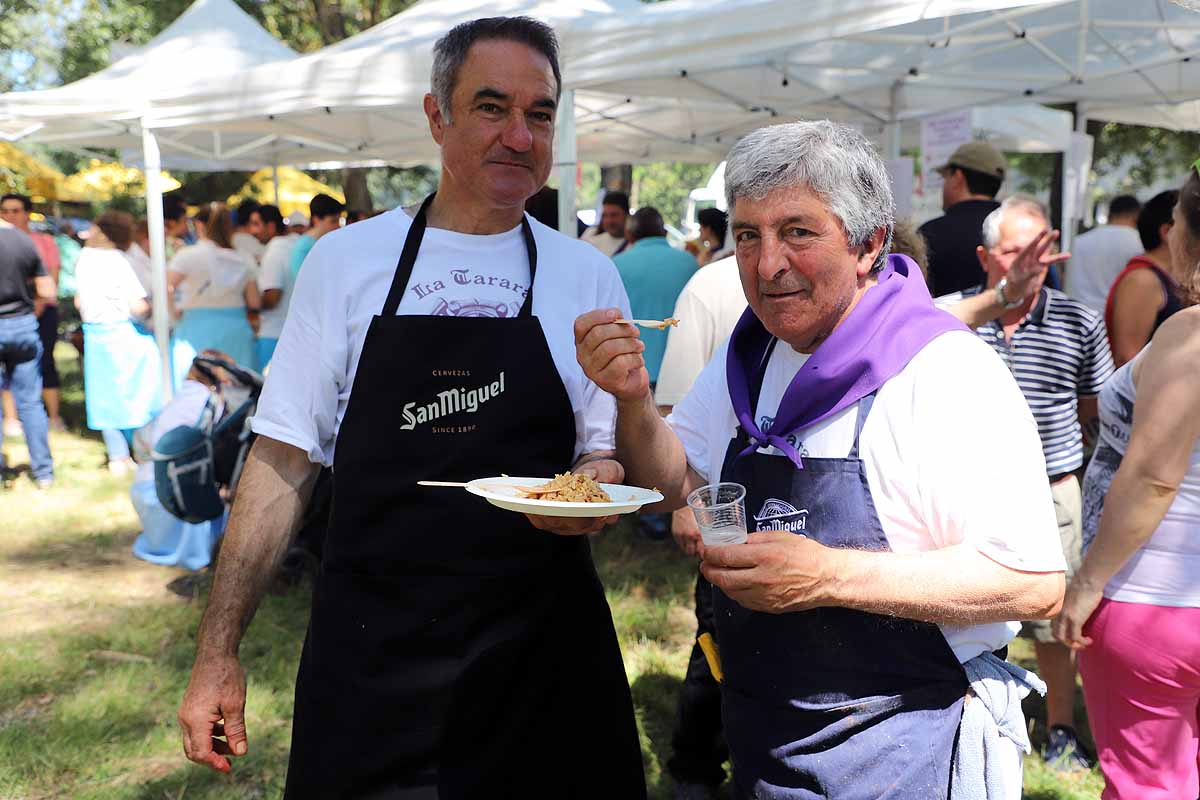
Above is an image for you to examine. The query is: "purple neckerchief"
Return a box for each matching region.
[726,253,968,467]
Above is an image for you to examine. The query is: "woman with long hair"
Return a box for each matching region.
[74,209,163,473]
[167,202,260,380]
[1056,162,1200,798]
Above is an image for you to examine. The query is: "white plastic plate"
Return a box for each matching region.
[465,476,664,518]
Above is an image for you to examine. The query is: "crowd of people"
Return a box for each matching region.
[3,13,1200,800]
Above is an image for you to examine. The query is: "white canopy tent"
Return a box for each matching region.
[132,1,1060,184]
[0,0,308,400]
[123,0,1065,242]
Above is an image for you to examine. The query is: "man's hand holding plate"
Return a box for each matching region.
[524,456,624,536]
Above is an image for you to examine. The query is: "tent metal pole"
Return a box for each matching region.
[272,163,281,206]
[883,83,902,161]
[141,120,174,402]
[554,89,577,237]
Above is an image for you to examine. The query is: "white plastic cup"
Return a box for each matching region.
[687,482,749,546]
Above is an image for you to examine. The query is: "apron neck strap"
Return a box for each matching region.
[381,192,538,318]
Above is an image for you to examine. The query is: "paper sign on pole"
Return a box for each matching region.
[886,158,914,219]
[920,110,973,197]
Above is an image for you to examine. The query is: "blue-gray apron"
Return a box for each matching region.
[715,393,968,800]
[283,195,645,799]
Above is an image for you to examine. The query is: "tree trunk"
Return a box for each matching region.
[342,167,373,212]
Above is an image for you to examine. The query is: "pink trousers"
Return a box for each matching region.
[1078,598,1200,800]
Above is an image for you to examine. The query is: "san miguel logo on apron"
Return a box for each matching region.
[399,370,506,431]
[754,498,809,532]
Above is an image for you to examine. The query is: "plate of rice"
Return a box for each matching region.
[466,473,664,518]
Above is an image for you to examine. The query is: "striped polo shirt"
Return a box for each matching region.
[938,286,1115,475]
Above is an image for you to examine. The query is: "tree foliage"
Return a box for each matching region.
[632,162,718,229]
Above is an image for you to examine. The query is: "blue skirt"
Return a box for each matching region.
[173,307,257,386]
[83,321,164,431]
[130,480,226,571]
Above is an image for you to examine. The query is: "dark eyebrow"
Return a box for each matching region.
[472,87,556,111]
[775,215,819,228]
[472,87,510,104]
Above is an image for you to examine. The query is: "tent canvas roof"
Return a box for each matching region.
[0,0,300,169]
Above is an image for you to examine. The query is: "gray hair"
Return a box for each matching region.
[724,120,895,272]
[431,16,562,125]
[980,194,1049,248]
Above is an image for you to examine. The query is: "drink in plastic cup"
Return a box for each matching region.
[687,482,749,546]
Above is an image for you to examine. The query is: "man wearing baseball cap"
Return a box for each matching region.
[919,140,1006,296]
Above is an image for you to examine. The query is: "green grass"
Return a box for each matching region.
[0,344,1104,798]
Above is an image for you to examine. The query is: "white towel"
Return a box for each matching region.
[951,652,1046,800]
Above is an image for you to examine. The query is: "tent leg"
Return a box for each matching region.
[883,83,902,160]
[554,89,577,237]
[272,163,281,206]
[142,121,174,402]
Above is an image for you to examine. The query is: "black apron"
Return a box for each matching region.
[716,389,968,799]
[283,195,646,799]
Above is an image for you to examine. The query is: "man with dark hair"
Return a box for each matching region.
[0,215,55,487]
[253,204,298,368]
[582,189,631,257]
[919,140,1007,296]
[0,193,64,432]
[179,15,646,798]
[232,200,265,265]
[287,193,344,279]
[162,193,191,249]
[1064,193,1143,314]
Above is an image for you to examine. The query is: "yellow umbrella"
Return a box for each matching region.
[59,159,181,203]
[0,142,67,202]
[228,167,344,217]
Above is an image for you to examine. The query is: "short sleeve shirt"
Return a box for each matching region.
[250,208,632,467]
[0,225,46,318]
[666,329,1067,663]
[937,286,1115,475]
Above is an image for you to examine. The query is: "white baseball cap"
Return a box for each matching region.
[285,211,309,227]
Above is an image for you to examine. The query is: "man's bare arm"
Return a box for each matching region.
[616,392,697,511]
[196,437,320,656]
[829,543,1064,624]
[703,535,1064,624]
[179,436,319,773]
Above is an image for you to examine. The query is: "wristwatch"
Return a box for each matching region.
[994,277,1023,310]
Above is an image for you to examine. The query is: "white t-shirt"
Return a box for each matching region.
[257,233,299,339]
[1063,224,1144,314]
[250,207,632,467]
[667,330,1067,663]
[232,231,266,267]
[168,240,255,310]
[126,242,153,294]
[74,247,148,325]
[581,228,625,258]
[655,256,748,407]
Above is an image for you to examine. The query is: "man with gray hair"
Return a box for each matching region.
[937,194,1115,773]
[576,120,1067,798]
[178,15,646,798]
